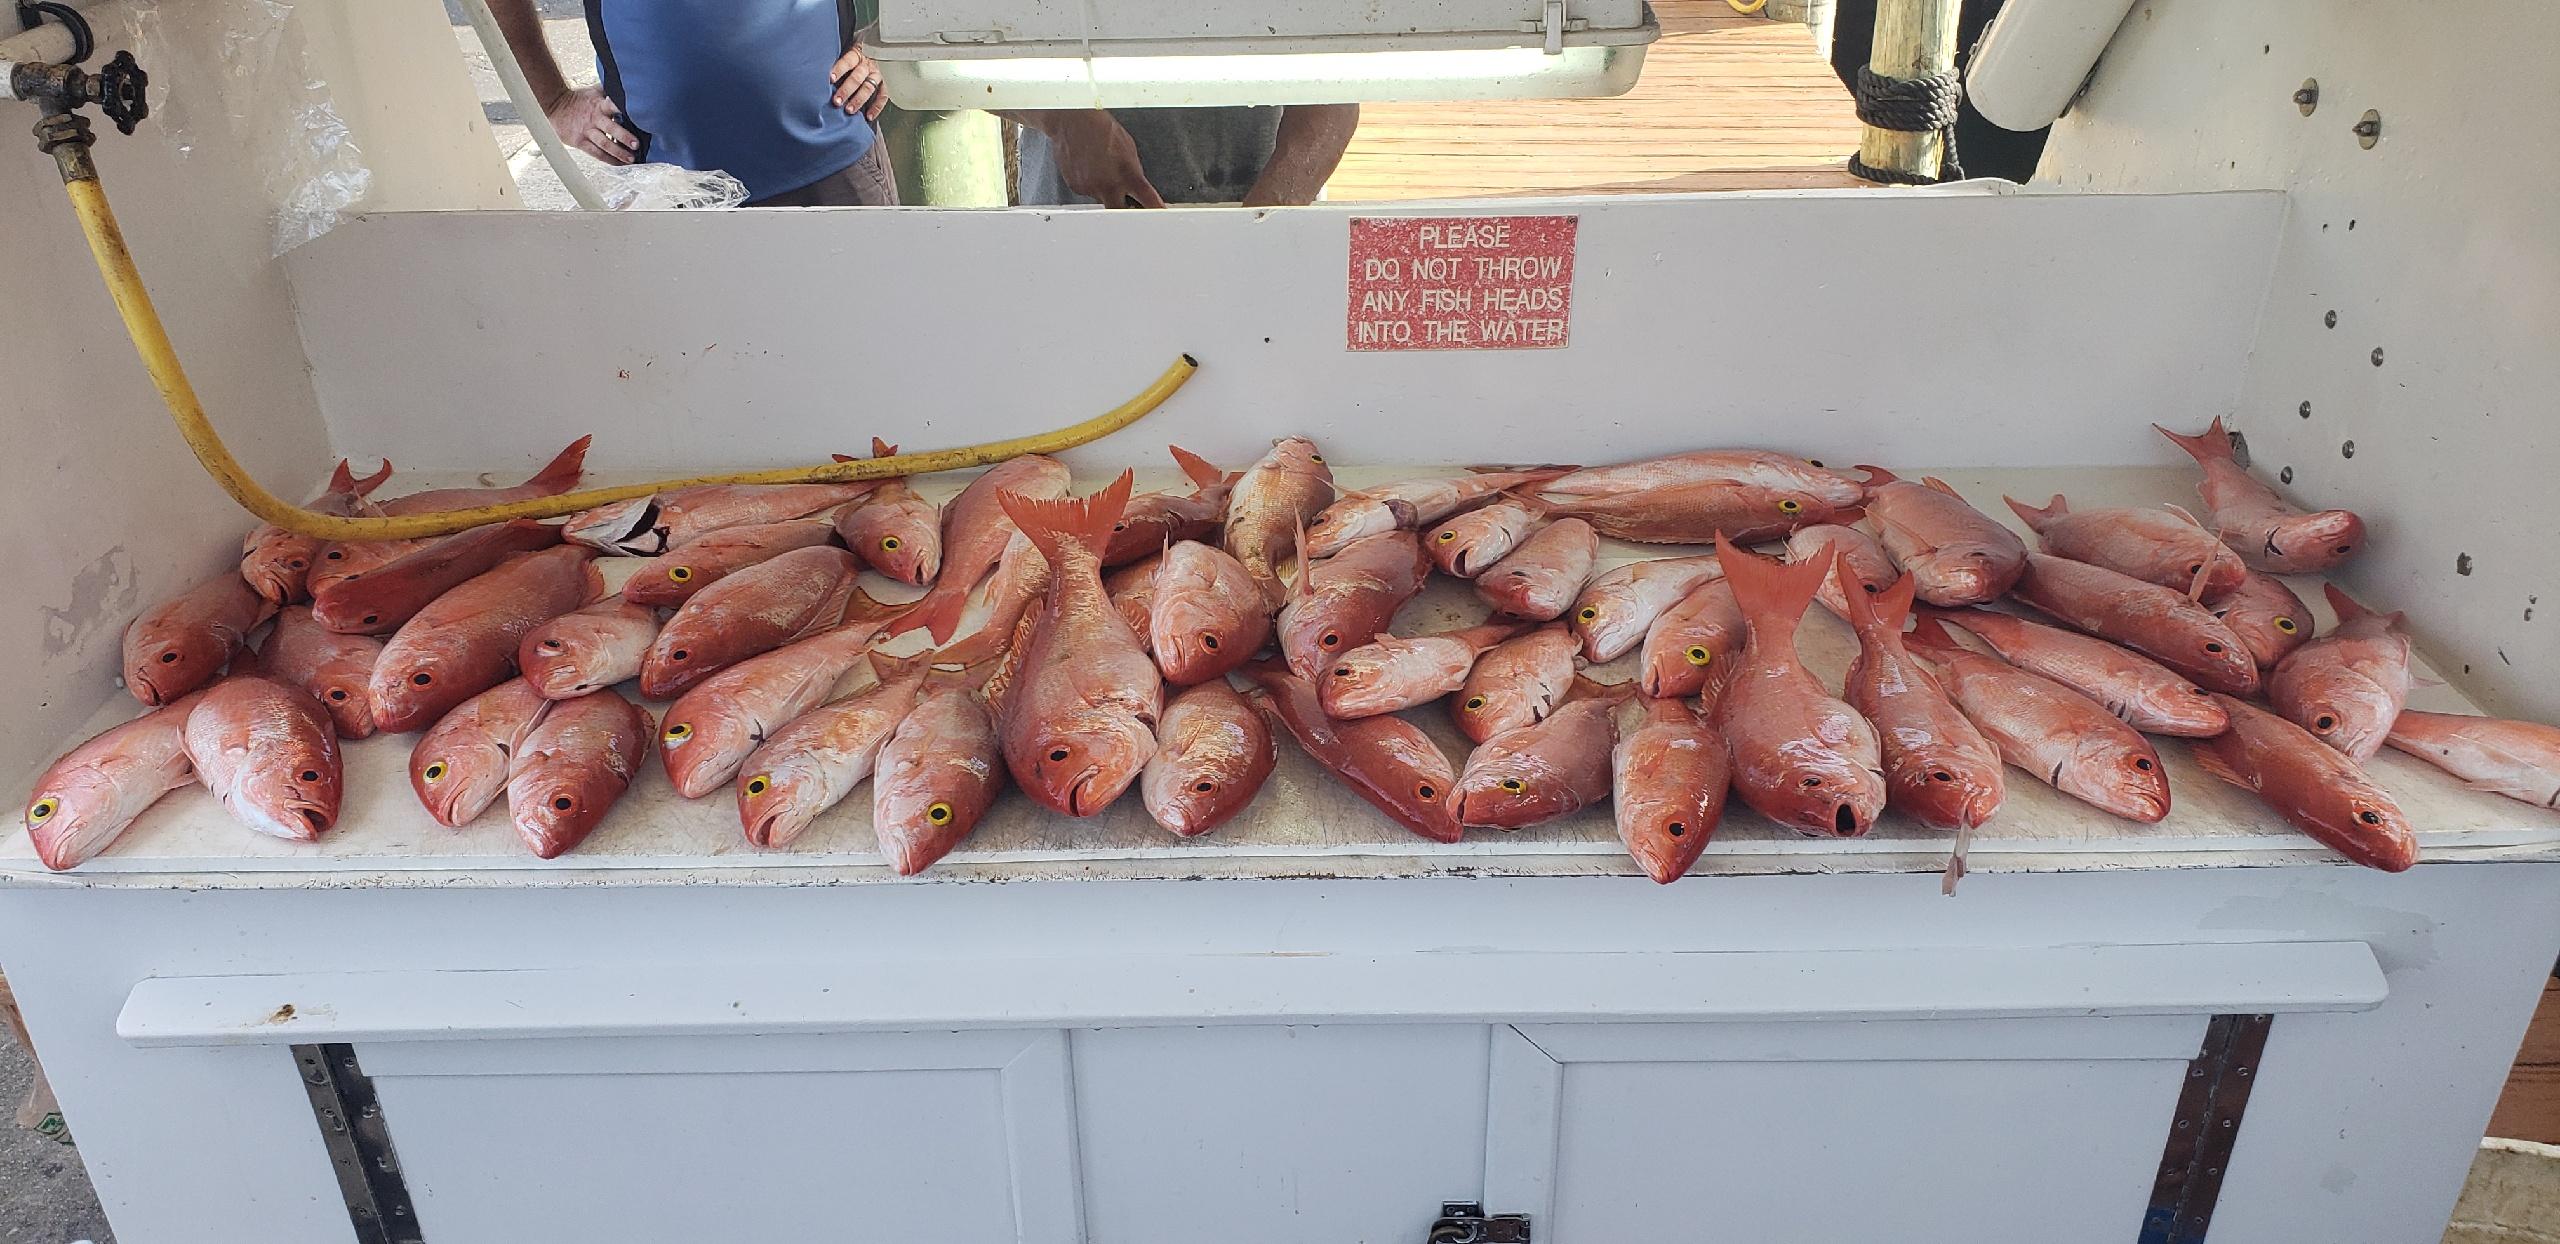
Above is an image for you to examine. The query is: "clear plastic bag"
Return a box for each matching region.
[588,161,749,211]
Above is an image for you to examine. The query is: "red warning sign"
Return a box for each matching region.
[1346,215,1578,352]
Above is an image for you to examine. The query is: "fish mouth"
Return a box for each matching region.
[128,670,166,706]
[1831,803,1861,836]
[1064,767,1108,817]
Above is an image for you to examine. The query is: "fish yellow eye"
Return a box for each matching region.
[1685,646,1712,666]
[1436,530,1456,543]
[744,775,771,796]
[27,799,57,823]
[668,566,693,582]
[880,536,901,552]
[1779,499,1803,515]
[663,723,692,743]
[1309,453,1326,464]
[1500,778,1526,793]
[1464,695,1486,712]
[422,762,447,783]
[927,802,953,825]
[2274,617,2298,634]
[1576,606,1598,623]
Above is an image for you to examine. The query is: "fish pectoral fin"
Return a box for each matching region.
[2187,744,2254,792]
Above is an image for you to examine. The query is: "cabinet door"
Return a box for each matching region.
[360,1030,1083,1244]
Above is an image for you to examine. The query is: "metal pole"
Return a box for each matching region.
[1853,0,1961,182]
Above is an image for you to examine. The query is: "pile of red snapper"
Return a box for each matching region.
[24,424,2560,882]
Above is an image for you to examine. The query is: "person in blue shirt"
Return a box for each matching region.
[488,0,898,206]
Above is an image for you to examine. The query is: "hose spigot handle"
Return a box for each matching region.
[96,49,143,133]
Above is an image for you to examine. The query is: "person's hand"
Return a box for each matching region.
[545,85,638,165]
[1044,111,1166,208]
[830,45,888,120]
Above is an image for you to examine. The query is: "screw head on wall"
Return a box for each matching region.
[2354,109,2381,148]
[2294,79,2319,116]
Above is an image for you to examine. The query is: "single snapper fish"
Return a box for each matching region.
[1148,540,1269,687]
[310,519,563,635]
[996,472,1164,817]
[837,478,943,587]
[1452,680,1624,830]
[1142,680,1276,837]
[1278,530,1430,679]
[2010,553,2261,695]
[2387,711,2560,811]
[1305,466,1572,560]
[2204,570,2312,672]
[1477,517,1599,622]
[1531,451,1865,544]
[736,652,936,848]
[895,455,1071,643]
[1858,466,2026,607]
[411,678,550,827]
[262,606,385,738]
[124,572,275,707]
[518,596,660,699]
[2195,695,2414,871]
[1569,554,1722,662]
[626,517,840,608]
[1708,539,1886,838]
[1222,437,1336,606]
[184,674,342,841]
[1106,446,1232,567]
[309,535,430,600]
[1916,607,2227,738]
[641,546,863,700]
[240,460,391,604]
[1790,523,1895,620]
[506,689,652,858]
[370,545,603,733]
[372,435,591,516]
[2268,585,2410,760]
[1247,662,1460,843]
[658,621,895,798]
[872,687,1005,875]
[1612,696,1728,884]
[1321,622,1525,719]
[1841,572,2005,833]
[1904,618,2170,823]
[1639,579,1746,701]
[565,479,881,557]
[1455,625,1579,744]
[2005,495,2246,599]
[23,691,205,870]
[2157,418,2366,574]
[1428,501,1541,579]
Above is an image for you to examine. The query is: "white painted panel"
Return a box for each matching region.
[1073,1024,1489,1244]
[1517,1013,2211,1062]
[282,191,2282,474]
[2037,0,2560,720]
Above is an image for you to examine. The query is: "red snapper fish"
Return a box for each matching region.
[656,621,896,798]
[505,689,652,858]
[1708,538,1885,838]
[2010,553,2260,695]
[1857,466,2026,606]
[1789,523,1895,620]
[261,606,385,738]
[518,597,660,699]
[1903,618,2170,822]
[1321,622,1525,719]
[2204,570,2312,672]
[1917,606,2227,737]
[369,545,603,733]
[1612,696,1728,883]
[640,546,863,699]
[1148,540,1269,687]
[2387,711,2560,811]
[1277,530,1430,679]
[1840,573,2005,832]
[1306,466,1573,560]
[411,678,550,827]
[736,652,934,847]
[1428,500,1542,579]
[2004,495,2246,599]
[1530,452,1864,543]
[371,436,591,516]
[1142,680,1276,837]
[23,691,205,870]
[996,472,1164,817]
[2268,585,2410,760]
[837,480,942,586]
[1106,446,1232,566]
[565,480,881,557]
[1247,662,1461,843]
[184,674,342,841]
[1569,554,1722,662]
[310,519,563,634]
[625,517,840,608]
[1455,625,1579,743]
[308,535,429,600]
[1639,579,1746,700]
[1452,680,1625,830]
[1222,437,1336,606]
[1476,517,1599,622]
[240,460,391,604]
[872,687,1006,875]
[2195,695,2414,871]
[894,455,1071,643]
[2156,418,2366,574]
[123,572,273,706]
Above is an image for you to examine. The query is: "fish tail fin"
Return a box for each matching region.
[1382,498,1419,529]
[324,460,357,494]
[1715,534,1828,634]
[2322,582,2402,629]
[530,435,593,491]
[1853,464,1901,487]
[1903,614,1967,658]
[1168,445,1223,492]
[872,437,899,458]
[831,453,859,464]
[350,459,394,496]
[1566,674,1638,706]
[1843,570,1916,639]
[2003,494,2068,530]
[886,581,969,643]
[866,648,934,685]
[2153,418,2232,464]
[998,469,1135,570]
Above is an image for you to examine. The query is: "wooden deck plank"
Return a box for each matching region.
[1327,1,1868,202]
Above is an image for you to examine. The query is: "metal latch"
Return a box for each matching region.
[1428,1201,1532,1243]
[1519,0,1585,55]
[932,29,1006,44]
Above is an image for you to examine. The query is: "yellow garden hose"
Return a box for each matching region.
[63,173,1195,541]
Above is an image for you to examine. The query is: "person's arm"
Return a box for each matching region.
[485,0,638,164]
[1000,110,1168,208]
[1241,104,1358,207]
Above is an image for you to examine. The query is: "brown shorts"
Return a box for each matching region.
[748,140,899,207]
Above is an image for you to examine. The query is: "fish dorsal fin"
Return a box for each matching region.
[2163,502,2209,530]
[2003,495,2067,530]
[1921,477,1964,499]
